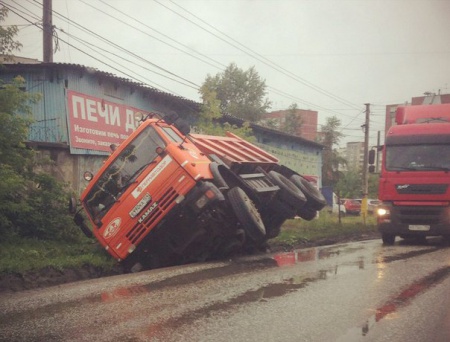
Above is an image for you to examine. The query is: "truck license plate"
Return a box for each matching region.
[408,225,430,231]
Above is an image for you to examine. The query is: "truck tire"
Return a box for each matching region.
[268,171,307,211]
[263,212,285,239]
[289,174,327,211]
[382,233,395,245]
[228,187,266,242]
[297,206,317,221]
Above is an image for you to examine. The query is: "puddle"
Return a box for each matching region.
[336,265,450,341]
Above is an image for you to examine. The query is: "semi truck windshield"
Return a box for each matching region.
[386,144,450,171]
[84,126,166,220]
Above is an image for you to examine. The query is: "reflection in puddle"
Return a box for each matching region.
[336,265,450,341]
[273,244,364,267]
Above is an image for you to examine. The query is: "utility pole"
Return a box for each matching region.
[376,130,381,172]
[43,0,53,62]
[361,103,370,224]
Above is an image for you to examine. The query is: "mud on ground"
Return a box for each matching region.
[0,231,380,294]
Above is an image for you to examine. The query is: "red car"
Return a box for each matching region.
[342,199,361,215]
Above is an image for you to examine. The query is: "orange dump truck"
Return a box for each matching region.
[71,115,326,271]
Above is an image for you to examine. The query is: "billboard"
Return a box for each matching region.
[67,90,150,152]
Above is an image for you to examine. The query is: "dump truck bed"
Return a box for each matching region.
[190,132,279,170]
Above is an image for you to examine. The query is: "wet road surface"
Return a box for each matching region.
[1,238,450,341]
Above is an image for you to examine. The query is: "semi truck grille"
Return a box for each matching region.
[397,206,444,225]
[126,187,178,244]
[396,183,448,195]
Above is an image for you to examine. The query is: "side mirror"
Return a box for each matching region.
[68,196,78,214]
[368,149,375,165]
[74,212,93,238]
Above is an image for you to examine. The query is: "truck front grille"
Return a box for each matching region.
[396,206,444,225]
[126,187,178,244]
[396,183,448,195]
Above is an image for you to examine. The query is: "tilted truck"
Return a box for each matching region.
[376,103,450,244]
[71,114,326,271]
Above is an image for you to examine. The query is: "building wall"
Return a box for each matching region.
[1,63,323,193]
[256,142,321,183]
[261,109,318,142]
[346,141,364,171]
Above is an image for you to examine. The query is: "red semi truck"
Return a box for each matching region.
[71,114,326,271]
[376,103,450,244]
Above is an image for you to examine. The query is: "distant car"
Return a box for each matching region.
[332,198,346,215]
[367,199,380,213]
[355,198,380,214]
[342,199,361,215]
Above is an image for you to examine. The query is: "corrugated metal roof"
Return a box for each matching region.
[2,62,201,109]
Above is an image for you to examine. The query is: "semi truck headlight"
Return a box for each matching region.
[377,208,389,216]
[195,190,216,209]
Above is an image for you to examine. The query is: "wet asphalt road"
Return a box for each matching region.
[1,238,450,342]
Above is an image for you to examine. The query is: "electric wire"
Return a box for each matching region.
[162,0,363,111]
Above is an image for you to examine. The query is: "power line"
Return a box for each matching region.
[78,0,349,117]
[25,0,200,89]
[162,0,362,111]
[86,0,366,119]
[4,3,188,95]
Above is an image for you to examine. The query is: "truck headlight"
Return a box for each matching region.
[195,189,216,209]
[377,208,390,216]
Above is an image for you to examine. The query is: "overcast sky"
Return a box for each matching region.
[3,0,450,147]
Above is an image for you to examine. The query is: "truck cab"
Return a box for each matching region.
[377,104,450,244]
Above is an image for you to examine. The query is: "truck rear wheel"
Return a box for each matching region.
[263,213,285,239]
[297,206,317,221]
[289,175,327,211]
[268,171,307,212]
[382,233,395,245]
[228,187,266,242]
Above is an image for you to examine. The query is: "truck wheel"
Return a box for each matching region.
[268,171,307,211]
[263,214,285,239]
[289,175,327,211]
[228,187,266,242]
[382,234,395,245]
[297,206,317,221]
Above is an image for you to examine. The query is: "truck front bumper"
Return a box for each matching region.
[377,202,450,237]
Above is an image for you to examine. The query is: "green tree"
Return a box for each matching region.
[0,11,82,241]
[368,173,379,199]
[0,7,22,60]
[0,77,81,241]
[200,63,271,122]
[282,103,302,135]
[318,116,345,186]
[335,169,362,198]
[197,85,222,129]
[195,78,255,142]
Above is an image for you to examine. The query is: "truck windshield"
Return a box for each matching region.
[386,144,450,171]
[84,126,166,220]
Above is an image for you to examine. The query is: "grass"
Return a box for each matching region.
[272,210,378,247]
[0,211,378,275]
[0,237,117,274]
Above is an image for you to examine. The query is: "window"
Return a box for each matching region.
[84,126,166,220]
[386,144,450,171]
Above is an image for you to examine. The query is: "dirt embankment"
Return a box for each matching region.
[0,231,380,294]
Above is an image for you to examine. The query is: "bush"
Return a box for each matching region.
[16,174,83,242]
[0,77,82,242]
